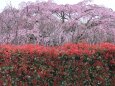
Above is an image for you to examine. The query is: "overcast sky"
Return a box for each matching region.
[0,0,115,12]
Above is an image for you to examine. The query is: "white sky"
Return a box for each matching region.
[0,0,115,12]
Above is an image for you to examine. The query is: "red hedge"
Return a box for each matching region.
[0,43,115,86]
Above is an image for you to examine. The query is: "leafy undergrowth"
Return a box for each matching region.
[0,43,115,86]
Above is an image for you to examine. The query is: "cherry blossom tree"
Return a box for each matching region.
[0,0,115,45]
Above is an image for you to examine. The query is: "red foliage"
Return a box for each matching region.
[0,43,115,85]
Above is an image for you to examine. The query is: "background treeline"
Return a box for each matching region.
[0,0,115,46]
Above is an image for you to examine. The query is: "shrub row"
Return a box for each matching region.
[0,43,115,86]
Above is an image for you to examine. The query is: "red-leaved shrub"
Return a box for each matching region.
[0,43,115,86]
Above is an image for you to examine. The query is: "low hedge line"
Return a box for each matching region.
[0,43,115,86]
